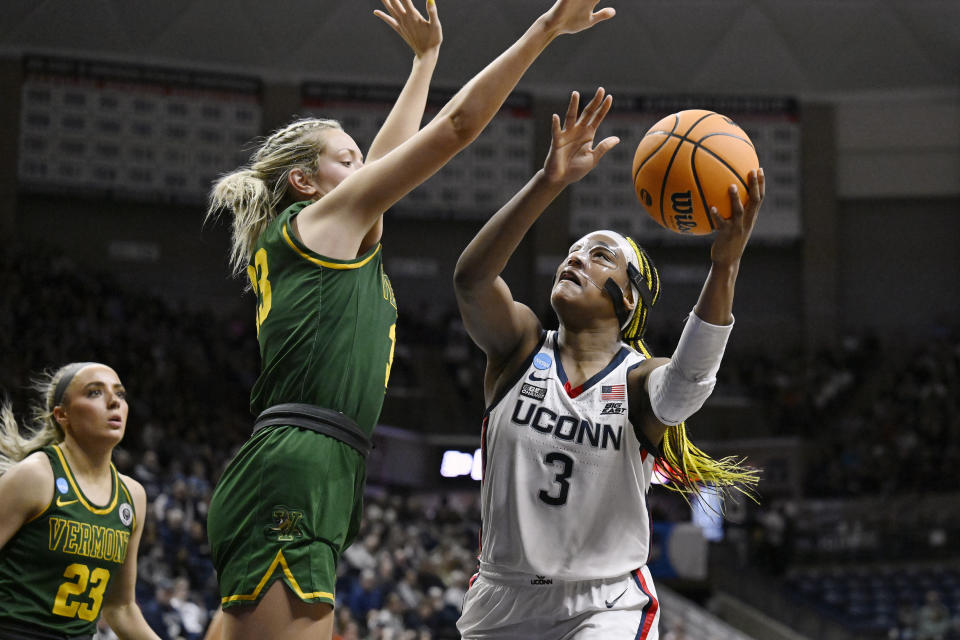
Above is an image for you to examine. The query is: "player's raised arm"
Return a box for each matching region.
[694,169,765,324]
[454,88,619,399]
[637,169,765,445]
[366,0,443,164]
[295,0,616,260]
[359,0,443,253]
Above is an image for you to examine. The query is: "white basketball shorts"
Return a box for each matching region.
[457,565,660,640]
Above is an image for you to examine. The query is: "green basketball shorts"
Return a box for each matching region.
[207,425,366,608]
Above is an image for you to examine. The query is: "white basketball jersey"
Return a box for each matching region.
[477,331,658,581]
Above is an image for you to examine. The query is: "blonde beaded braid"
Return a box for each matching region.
[618,235,760,506]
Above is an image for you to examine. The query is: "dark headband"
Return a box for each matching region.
[51,362,99,408]
[603,264,655,331]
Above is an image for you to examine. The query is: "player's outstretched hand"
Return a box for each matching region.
[543,88,619,186]
[709,168,765,266]
[541,0,615,36]
[374,0,442,59]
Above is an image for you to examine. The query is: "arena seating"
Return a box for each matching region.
[6,243,959,640]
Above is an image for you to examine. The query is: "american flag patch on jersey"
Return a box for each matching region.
[601,384,625,400]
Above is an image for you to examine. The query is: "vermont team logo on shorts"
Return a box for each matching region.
[265,506,305,542]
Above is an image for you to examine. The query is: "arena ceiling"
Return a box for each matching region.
[1,0,958,98]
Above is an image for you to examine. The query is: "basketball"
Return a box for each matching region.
[632,109,759,235]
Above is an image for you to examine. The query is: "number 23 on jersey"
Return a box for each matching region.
[52,563,109,621]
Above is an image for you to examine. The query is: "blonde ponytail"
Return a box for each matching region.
[0,365,75,476]
[206,118,343,276]
[208,168,279,276]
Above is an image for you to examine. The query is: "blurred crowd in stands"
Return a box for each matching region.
[2,243,958,639]
[721,325,960,500]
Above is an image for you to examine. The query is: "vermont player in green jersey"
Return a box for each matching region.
[245,200,398,432]
[0,363,160,640]
[204,0,616,637]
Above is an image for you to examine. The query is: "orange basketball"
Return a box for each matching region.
[632,109,758,235]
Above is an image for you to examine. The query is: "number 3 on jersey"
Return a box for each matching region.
[539,451,574,506]
[247,248,272,335]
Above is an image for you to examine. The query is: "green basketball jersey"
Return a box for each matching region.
[0,445,136,636]
[247,201,398,436]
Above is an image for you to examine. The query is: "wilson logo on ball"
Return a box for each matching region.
[671,191,696,233]
[671,191,693,213]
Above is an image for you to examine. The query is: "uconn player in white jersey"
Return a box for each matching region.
[453,88,764,639]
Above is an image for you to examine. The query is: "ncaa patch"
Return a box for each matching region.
[533,353,552,370]
[118,502,134,527]
[56,477,69,494]
[520,383,547,401]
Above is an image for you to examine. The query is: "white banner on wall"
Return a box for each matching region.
[18,55,262,204]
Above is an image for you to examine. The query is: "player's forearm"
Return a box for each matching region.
[436,16,559,143]
[455,169,562,292]
[366,50,440,162]
[103,603,162,640]
[693,260,739,326]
